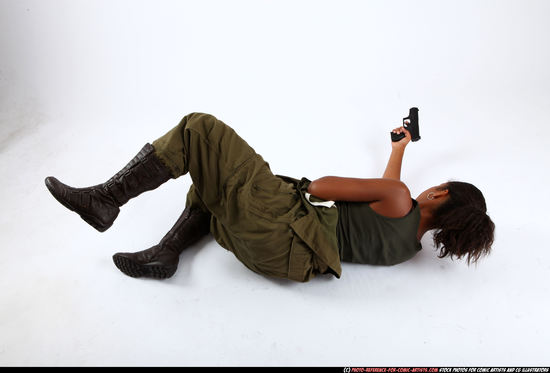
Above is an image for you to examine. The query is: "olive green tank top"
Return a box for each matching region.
[335,199,422,265]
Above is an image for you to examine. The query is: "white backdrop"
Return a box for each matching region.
[1,0,549,367]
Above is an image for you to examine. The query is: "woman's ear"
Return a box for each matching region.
[434,188,449,199]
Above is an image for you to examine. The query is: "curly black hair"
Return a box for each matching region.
[432,181,495,265]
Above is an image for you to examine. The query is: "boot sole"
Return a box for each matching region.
[112,254,177,279]
[45,177,114,232]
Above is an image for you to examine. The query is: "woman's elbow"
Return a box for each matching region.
[307,179,319,195]
[307,177,331,197]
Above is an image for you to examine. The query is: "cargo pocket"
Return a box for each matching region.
[248,167,298,220]
[287,233,315,283]
[288,207,342,280]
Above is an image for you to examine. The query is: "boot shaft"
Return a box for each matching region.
[105,143,173,206]
[159,207,211,255]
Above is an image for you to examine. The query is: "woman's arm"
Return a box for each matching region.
[307,176,409,202]
[383,126,411,180]
[307,176,412,217]
[383,148,405,180]
[307,125,415,217]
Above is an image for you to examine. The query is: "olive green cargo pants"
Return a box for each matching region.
[151,112,331,282]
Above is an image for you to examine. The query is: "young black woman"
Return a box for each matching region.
[45,112,495,281]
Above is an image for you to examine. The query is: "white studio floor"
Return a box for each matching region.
[1,0,549,367]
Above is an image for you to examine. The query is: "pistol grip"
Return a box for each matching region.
[391,131,406,142]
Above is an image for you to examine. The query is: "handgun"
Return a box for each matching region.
[391,107,421,142]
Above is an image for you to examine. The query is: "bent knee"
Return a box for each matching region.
[183,112,216,123]
[182,112,219,133]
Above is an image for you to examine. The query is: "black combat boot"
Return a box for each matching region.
[44,143,173,232]
[112,207,211,279]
